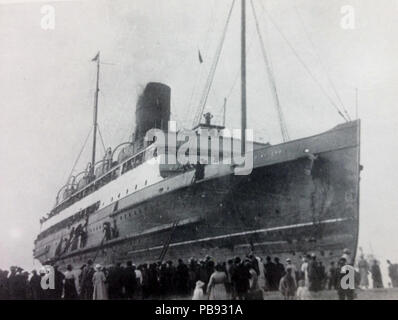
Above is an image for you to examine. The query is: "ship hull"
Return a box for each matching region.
[35,120,360,268]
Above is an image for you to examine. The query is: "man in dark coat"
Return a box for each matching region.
[327,261,337,290]
[175,259,189,296]
[147,263,160,298]
[159,262,169,298]
[318,261,326,289]
[231,257,251,300]
[29,270,43,300]
[370,260,384,288]
[198,261,209,293]
[52,265,65,300]
[80,260,95,300]
[107,263,124,299]
[274,257,285,287]
[188,259,199,293]
[226,259,236,299]
[123,261,137,300]
[14,268,28,300]
[308,254,320,292]
[264,256,277,291]
[387,260,398,288]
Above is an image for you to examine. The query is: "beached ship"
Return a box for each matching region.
[33,0,361,268]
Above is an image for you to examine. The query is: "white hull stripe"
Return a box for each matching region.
[127,217,349,255]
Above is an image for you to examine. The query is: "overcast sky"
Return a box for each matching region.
[0,0,397,279]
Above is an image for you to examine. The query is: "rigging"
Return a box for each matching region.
[294,6,352,121]
[192,0,236,128]
[250,0,290,142]
[255,0,349,122]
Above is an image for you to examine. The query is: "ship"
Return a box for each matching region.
[33,0,361,269]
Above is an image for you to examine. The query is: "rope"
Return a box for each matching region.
[256,0,348,122]
[192,0,236,128]
[97,124,107,154]
[66,127,92,184]
[294,7,352,121]
[250,0,290,142]
[185,0,217,127]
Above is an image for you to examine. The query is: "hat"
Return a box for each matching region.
[343,248,350,254]
[286,258,291,262]
[196,280,205,288]
[95,264,102,271]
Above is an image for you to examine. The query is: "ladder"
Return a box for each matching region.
[92,235,106,263]
[158,220,179,262]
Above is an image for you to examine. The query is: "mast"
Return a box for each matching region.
[355,87,359,119]
[91,51,100,177]
[241,0,247,155]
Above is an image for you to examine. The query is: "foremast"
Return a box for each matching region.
[91,51,101,177]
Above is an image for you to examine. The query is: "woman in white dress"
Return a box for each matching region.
[92,264,108,300]
[207,264,228,300]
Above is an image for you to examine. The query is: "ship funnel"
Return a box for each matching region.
[134,82,171,141]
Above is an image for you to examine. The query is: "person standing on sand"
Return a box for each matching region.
[300,255,310,288]
[192,280,205,300]
[370,260,384,289]
[29,270,43,300]
[92,264,108,300]
[246,260,263,300]
[231,257,251,300]
[327,262,337,290]
[387,260,398,288]
[357,255,370,289]
[264,256,276,291]
[296,280,310,300]
[285,259,297,287]
[80,260,95,300]
[279,267,297,300]
[64,265,78,300]
[207,264,229,300]
[307,254,320,293]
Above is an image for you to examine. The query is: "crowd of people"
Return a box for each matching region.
[0,250,396,300]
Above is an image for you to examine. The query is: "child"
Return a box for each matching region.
[296,280,311,300]
[192,280,205,300]
[279,267,297,300]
